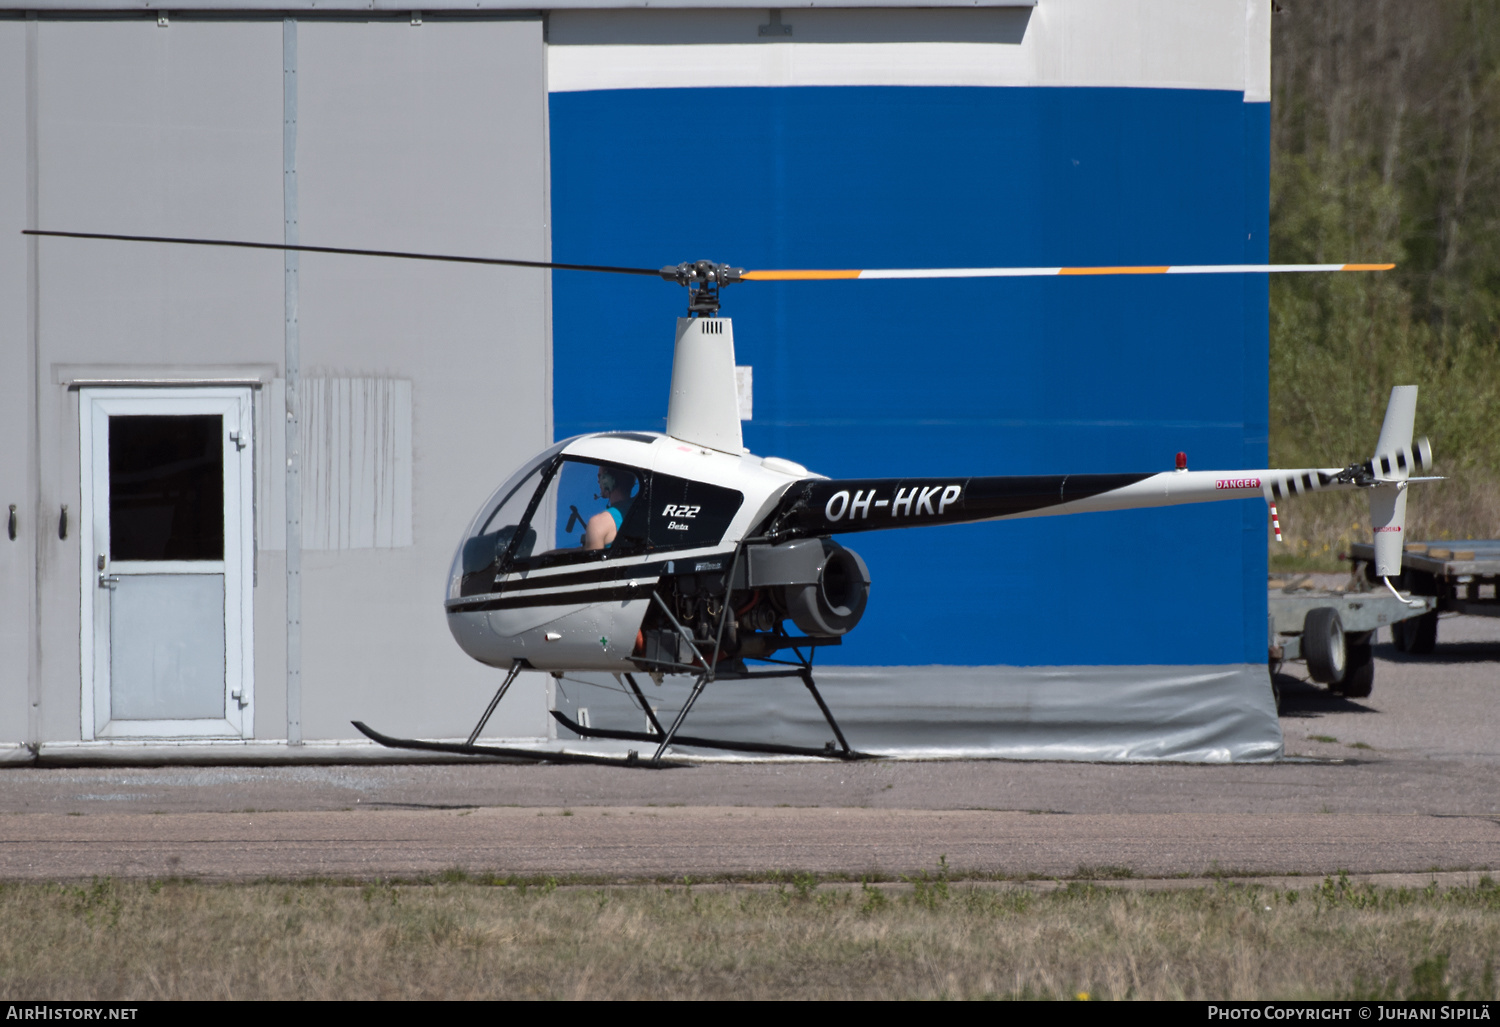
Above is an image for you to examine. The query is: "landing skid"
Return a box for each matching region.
[351,720,685,769]
[365,570,871,767]
[549,710,876,761]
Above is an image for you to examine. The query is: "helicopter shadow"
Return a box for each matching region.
[1374,640,1500,666]
[1272,672,1376,719]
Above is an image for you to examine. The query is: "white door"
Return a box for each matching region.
[80,388,254,739]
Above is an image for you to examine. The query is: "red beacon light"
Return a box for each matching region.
[1175,451,1188,472]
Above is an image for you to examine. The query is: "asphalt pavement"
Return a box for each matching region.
[1,613,1495,881]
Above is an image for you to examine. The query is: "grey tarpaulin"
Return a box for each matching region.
[551,664,1284,763]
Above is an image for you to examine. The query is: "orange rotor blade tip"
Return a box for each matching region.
[1342,263,1396,271]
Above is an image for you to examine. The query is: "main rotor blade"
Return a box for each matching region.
[21,229,663,277]
[740,263,1395,281]
[24,231,1395,282]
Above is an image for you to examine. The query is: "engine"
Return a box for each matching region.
[636,538,871,667]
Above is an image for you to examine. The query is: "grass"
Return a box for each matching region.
[1,872,1497,1000]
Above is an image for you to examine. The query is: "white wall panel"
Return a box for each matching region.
[548,0,1271,95]
[34,20,284,364]
[30,19,284,744]
[295,17,550,741]
[0,22,34,746]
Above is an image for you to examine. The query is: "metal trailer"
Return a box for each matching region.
[1267,580,1437,701]
[1348,540,1500,653]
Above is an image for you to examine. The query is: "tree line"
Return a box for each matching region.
[1271,0,1500,552]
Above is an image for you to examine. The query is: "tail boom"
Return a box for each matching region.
[762,387,1432,554]
[765,465,1366,539]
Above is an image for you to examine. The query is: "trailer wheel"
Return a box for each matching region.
[1395,610,1438,655]
[1302,607,1346,685]
[1334,641,1374,698]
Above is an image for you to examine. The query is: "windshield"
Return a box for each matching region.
[447,439,570,599]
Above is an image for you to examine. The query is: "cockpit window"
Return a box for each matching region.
[511,457,649,569]
[451,440,569,599]
[448,441,748,600]
[456,463,546,597]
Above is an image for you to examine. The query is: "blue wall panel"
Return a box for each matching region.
[550,86,1270,667]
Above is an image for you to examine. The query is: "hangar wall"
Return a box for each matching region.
[0,0,1282,762]
[0,14,556,756]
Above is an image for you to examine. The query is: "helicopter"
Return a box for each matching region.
[24,231,1434,768]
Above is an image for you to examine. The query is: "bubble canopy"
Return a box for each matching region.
[448,438,573,600]
[446,434,749,600]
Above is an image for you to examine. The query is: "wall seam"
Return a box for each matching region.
[25,12,41,755]
[283,16,302,745]
[541,13,556,742]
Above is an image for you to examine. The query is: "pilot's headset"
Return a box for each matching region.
[596,465,634,501]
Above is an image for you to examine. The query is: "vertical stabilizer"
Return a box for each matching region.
[666,317,743,454]
[1373,385,1418,464]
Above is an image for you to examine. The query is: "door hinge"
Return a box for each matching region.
[231,689,248,709]
[229,431,247,451]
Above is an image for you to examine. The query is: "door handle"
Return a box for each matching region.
[7,505,14,541]
[98,574,119,589]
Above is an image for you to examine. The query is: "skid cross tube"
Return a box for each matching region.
[799,668,854,755]
[643,590,718,763]
[651,674,710,764]
[467,661,523,746]
[644,583,740,763]
[622,672,667,737]
[636,564,868,763]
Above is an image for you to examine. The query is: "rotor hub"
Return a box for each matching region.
[660,260,744,316]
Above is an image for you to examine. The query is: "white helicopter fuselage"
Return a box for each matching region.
[445,431,810,671]
[443,318,1431,676]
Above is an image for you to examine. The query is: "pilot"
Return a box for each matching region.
[582,465,636,550]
